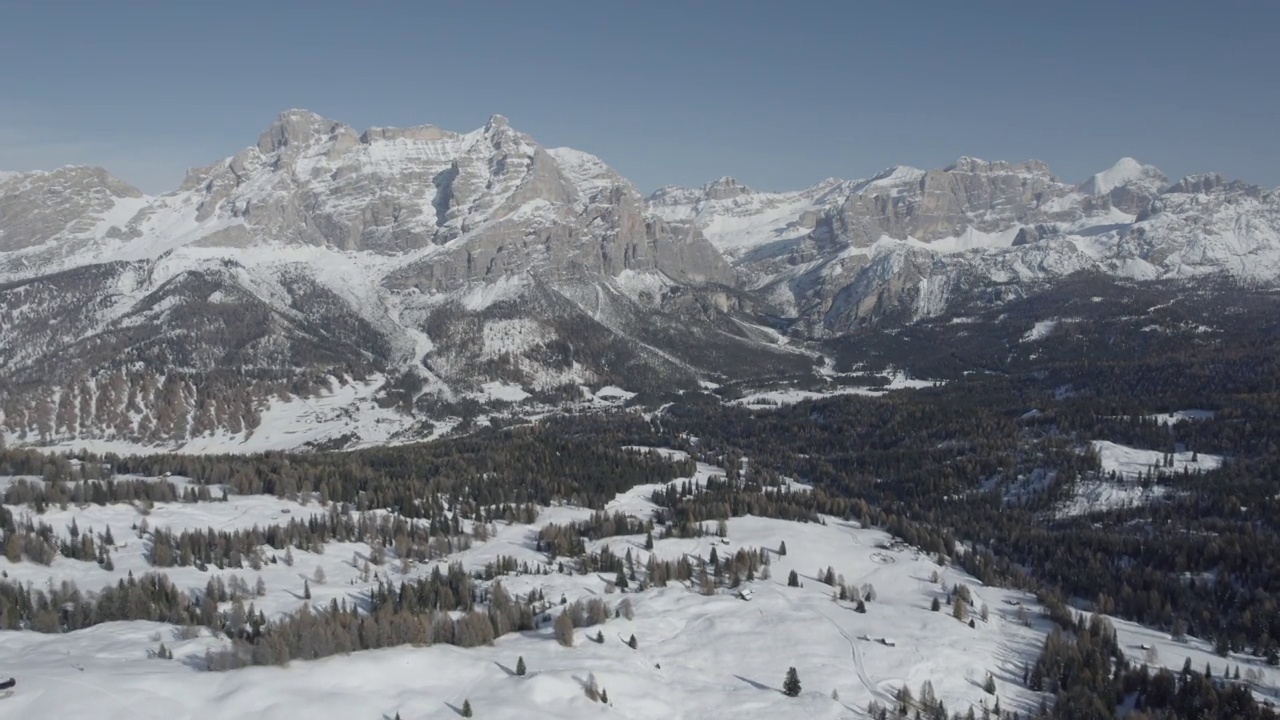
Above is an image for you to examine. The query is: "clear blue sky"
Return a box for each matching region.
[1,0,1276,194]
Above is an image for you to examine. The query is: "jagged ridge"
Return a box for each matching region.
[2,110,1279,449]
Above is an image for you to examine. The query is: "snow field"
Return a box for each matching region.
[734,371,938,407]
[1091,440,1223,479]
[1,454,1057,719]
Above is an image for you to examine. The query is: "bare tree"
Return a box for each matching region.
[554,611,575,647]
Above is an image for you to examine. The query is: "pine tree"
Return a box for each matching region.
[303,579,311,600]
[461,698,472,717]
[783,667,802,697]
[787,570,800,587]
[628,634,637,649]
[778,541,787,556]
[600,688,609,704]
[983,673,996,694]
[516,655,526,676]
[931,596,941,612]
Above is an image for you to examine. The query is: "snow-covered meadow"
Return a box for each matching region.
[1,453,1060,720]
[4,441,1264,719]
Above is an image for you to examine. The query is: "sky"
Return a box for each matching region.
[1,0,1277,194]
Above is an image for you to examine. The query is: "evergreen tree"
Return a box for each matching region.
[461,698,472,717]
[787,570,799,587]
[516,655,526,676]
[783,667,802,697]
[628,634,637,649]
[931,596,941,612]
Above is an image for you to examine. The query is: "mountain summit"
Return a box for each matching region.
[2,109,1280,450]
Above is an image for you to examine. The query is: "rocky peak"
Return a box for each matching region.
[0,166,145,255]
[942,156,1053,178]
[645,185,702,207]
[1164,173,1262,197]
[1079,157,1168,202]
[484,113,510,132]
[256,109,347,154]
[359,125,457,144]
[700,176,753,201]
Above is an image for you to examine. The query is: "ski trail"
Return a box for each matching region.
[762,582,888,704]
[816,606,888,703]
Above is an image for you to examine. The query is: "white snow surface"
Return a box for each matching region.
[1080,157,1164,196]
[1146,409,1216,425]
[1021,320,1058,343]
[735,372,938,407]
[1091,440,1223,479]
[0,455,1061,720]
[1058,478,1172,517]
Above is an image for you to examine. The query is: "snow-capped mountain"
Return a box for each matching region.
[2,109,1279,450]
[0,111,807,450]
[648,155,1279,330]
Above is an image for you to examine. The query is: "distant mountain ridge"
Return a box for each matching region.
[2,109,1278,450]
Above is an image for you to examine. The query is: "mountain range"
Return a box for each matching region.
[3,109,1278,451]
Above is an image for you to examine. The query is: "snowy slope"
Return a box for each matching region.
[0,455,1057,720]
[1092,440,1223,479]
[1080,157,1167,197]
[648,177,848,258]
